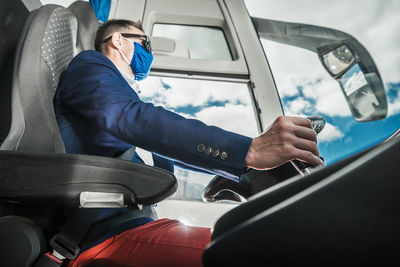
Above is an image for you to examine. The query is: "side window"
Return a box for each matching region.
[152,24,232,60]
[245,0,400,165]
[138,76,258,201]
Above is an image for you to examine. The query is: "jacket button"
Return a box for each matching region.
[205,146,213,155]
[212,149,220,157]
[220,151,228,160]
[197,144,205,152]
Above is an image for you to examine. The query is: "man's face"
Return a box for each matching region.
[120,26,147,62]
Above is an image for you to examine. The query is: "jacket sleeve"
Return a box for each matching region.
[60,63,252,181]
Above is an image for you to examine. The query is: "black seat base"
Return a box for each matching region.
[0,216,46,267]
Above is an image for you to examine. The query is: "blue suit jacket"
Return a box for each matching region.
[54,50,252,181]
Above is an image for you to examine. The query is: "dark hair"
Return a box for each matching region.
[94,19,143,52]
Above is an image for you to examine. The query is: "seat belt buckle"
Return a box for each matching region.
[46,252,64,264]
[33,252,63,267]
[50,235,81,260]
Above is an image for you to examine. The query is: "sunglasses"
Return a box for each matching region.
[103,33,152,52]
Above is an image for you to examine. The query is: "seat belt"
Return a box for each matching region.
[33,208,100,267]
[118,145,136,161]
[34,146,145,266]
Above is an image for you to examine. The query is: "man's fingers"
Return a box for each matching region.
[293,126,318,142]
[295,148,324,166]
[285,116,312,128]
[293,138,319,157]
[245,116,323,170]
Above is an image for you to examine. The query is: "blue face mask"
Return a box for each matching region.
[120,41,153,81]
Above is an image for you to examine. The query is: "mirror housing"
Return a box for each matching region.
[251,18,387,121]
[319,44,387,121]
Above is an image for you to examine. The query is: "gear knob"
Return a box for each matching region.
[307,115,326,134]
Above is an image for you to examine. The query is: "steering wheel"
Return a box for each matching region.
[202,115,326,203]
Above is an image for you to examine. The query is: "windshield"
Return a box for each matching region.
[245,0,400,165]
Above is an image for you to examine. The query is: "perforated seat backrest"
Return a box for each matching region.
[0,5,78,152]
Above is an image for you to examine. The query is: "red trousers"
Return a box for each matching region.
[67,218,211,267]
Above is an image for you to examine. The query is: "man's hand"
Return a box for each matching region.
[244,116,324,170]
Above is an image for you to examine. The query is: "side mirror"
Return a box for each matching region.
[319,44,387,121]
[251,18,388,122]
[321,44,355,76]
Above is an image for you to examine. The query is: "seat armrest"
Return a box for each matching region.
[0,151,177,207]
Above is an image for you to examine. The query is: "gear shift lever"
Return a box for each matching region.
[291,115,326,176]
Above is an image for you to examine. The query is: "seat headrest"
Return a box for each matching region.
[68,1,99,51]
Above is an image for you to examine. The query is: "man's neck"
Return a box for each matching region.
[104,50,135,79]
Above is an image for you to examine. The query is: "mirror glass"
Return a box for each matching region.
[340,63,380,120]
[323,45,355,75]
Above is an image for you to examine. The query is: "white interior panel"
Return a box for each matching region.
[141,0,249,77]
[110,0,146,23]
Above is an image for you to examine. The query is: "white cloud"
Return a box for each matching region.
[246,0,400,120]
[279,74,352,117]
[388,90,400,116]
[194,104,259,137]
[138,77,251,109]
[362,5,400,84]
[260,37,353,118]
[275,77,300,98]
[246,0,400,84]
[138,76,259,137]
[285,97,312,115]
[260,40,322,82]
[318,122,344,142]
[314,86,352,117]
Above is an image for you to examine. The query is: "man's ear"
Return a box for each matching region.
[110,32,123,50]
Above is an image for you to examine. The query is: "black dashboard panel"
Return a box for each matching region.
[204,136,400,266]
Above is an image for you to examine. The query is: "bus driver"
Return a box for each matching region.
[54,19,323,267]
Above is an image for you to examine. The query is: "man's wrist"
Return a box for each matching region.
[244,138,256,168]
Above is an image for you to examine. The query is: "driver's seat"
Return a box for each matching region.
[0,3,176,266]
[0,4,75,153]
